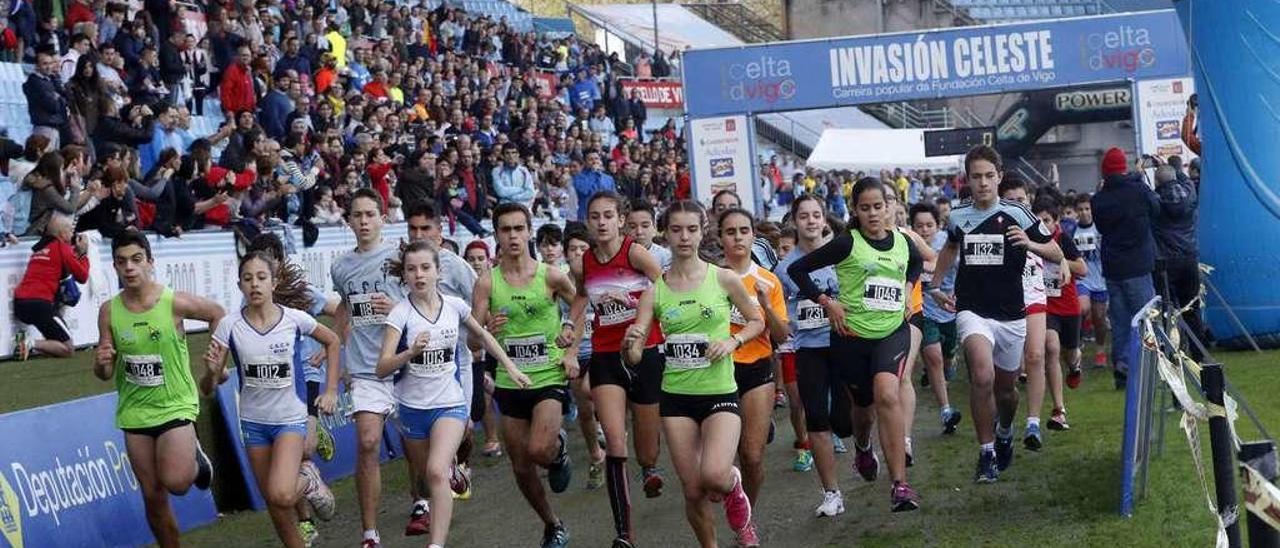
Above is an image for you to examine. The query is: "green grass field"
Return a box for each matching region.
[3,334,1277,547]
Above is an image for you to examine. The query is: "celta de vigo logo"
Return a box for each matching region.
[1083,24,1155,72]
[722,55,798,104]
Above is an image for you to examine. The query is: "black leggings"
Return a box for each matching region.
[794,346,853,437]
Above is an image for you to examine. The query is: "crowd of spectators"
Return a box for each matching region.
[0,0,695,245]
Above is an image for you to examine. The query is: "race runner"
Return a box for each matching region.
[201,252,340,548]
[929,146,1062,483]
[718,206,789,527]
[375,241,531,548]
[787,178,924,512]
[1033,196,1088,429]
[567,192,666,548]
[998,175,1051,451]
[623,200,763,548]
[329,188,406,548]
[93,232,224,548]
[472,202,579,548]
[908,203,963,435]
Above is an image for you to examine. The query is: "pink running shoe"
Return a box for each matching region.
[723,466,753,534]
[736,521,761,547]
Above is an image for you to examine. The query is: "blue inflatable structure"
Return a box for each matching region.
[1177,0,1280,348]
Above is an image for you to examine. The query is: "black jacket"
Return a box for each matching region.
[1154,173,1199,262]
[93,115,153,149]
[22,73,67,128]
[1092,172,1161,281]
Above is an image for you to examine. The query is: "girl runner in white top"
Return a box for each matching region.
[375,241,530,548]
[202,252,341,548]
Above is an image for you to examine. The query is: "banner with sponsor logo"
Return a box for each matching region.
[0,394,217,548]
[681,10,1189,117]
[1134,77,1197,161]
[619,78,684,109]
[689,115,757,210]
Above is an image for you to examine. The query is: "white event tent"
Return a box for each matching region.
[806,128,964,172]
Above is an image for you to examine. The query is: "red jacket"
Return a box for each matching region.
[64,2,94,30]
[220,62,256,114]
[15,237,89,302]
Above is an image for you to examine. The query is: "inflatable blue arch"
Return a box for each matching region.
[1177,0,1280,348]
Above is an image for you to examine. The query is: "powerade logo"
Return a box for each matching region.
[0,472,21,548]
[1083,25,1154,72]
[722,56,797,104]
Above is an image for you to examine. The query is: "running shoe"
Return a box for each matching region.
[194,441,213,490]
[567,402,579,422]
[723,467,753,535]
[854,443,879,482]
[14,330,29,361]
[1114,370,1128,391]
[481,441,503,458]
[995,432,1015,471]
[451,463,472,500]
[611,536,635,548]
[642,467,665,498]
[793,449,814,472]
[360,539,381,548]
[315,425,336,461]
[300,460,336,520]
[1023,423,1043,452]
[832,434,848,454]
[548,429,572,494]
[905,437,915,467]
[736,521,761,547]
[404,500,430,536]
[541,521,569,548]
[1048,408,1070,431]
[1066,364,1083,389]
[298,520,318,547]
[814,489,844,517]
[944,364,956,381]
[890,481,920,512]
[1018,372,1028,385]
[974,450,999,484]
[1093,351,1107,369]
[767,418,776,445]
[587,461,604,490]
[774,389,787,409]
[941,406,963,435]
[596,424,606,451]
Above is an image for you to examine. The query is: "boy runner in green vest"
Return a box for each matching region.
[472,202,579,548]
[94,232,226,548]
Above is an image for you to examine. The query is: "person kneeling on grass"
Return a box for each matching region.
[201,251,340,548]
[13,214,89,360]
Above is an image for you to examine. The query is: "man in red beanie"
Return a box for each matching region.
[1089,147,1160,390]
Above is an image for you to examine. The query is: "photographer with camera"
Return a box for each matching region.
[12,213,90,360]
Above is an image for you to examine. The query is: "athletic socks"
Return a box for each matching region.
[363,529,380,543]
[794,439,811,451]
[605,456,633,541]
[980,442,995,453]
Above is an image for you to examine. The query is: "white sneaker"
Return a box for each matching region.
[299,460,335,521]
[814,489,844,517]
